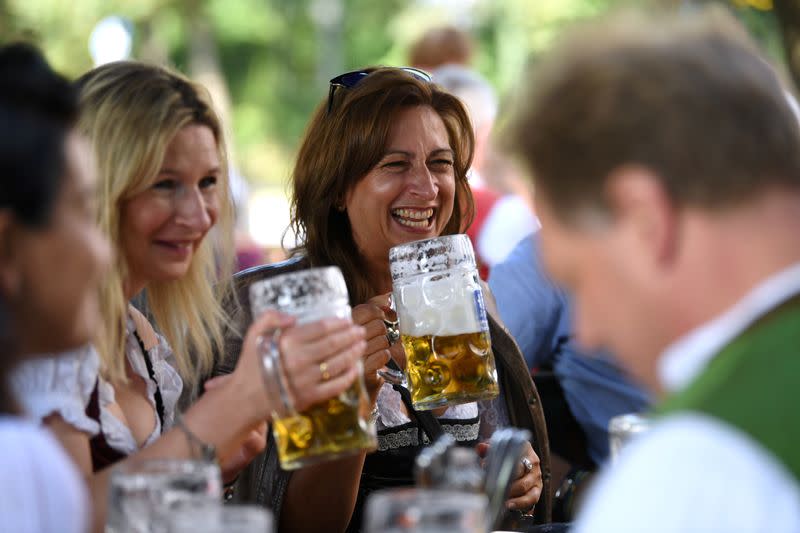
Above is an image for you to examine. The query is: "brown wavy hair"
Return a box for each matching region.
[290,67,475,305]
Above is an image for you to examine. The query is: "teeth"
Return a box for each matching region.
[396,218,429,228]
[392,208,433,220]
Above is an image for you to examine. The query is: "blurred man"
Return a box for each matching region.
[507,7,800,531]
[490,234,650,468]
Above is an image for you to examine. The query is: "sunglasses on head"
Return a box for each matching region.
[326,67,432,115]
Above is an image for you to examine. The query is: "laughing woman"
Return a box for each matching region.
[12,62,365,532]
[217,67,550,532]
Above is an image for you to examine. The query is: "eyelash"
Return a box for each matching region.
[382,160,454,170]
[152,177,218,190]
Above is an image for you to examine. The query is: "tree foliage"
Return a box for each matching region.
[1,0,789,185]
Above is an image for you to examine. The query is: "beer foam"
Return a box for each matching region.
[394,273,485,337]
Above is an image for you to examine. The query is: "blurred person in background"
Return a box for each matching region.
[432,64,539,278]
[408,25,475,74]
[12,61,365,531]
[507,7,800,531]
[490,233,651,517]
[215,67,548,531]
[0,42,110,533]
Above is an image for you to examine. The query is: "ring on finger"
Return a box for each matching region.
[521,456,534,474]
[384,319,400,346]
[319,360,331,381]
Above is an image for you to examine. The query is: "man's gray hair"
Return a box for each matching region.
[432,63,498,131]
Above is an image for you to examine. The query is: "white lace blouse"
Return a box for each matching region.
[374,383,478,431]
[11,315,183,456]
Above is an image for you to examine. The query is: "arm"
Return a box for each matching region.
[488,235,566,370]
[47,310,365,533]
[277,295,397,531]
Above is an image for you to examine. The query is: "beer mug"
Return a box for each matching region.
[608,413,650,463]
[390,235,499,410]
[249,266,376,470]
[364,488,488,533]
[106,459,222,533]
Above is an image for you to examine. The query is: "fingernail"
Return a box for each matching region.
[506,502,515,510]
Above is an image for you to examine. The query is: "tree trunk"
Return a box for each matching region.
[774,0,800,91]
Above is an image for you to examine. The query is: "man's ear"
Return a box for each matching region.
[0,210,22,297]
[605,165,679,269]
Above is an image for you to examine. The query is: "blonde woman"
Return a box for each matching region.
[12,62,366,531]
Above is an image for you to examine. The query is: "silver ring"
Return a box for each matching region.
[384,319,400,346]
[521,456,533,474]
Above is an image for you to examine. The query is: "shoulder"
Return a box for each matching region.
[10,346,101,435]
[573,412,800,533]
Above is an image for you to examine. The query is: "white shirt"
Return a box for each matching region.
[0,416,89,533]
[11,315,182,455]
[468,170,540,268]
[573,263,800,533]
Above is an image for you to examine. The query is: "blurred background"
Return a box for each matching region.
[0,0,787,265]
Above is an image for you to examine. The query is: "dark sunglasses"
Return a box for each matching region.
[326,67,432,115]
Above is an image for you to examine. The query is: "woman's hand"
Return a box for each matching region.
[204,375,268,483]
[351,294,403,405]
[232,310,366,421]
[477,441,542,514]
[278,316,366,412]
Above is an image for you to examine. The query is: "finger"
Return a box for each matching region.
[204,374,232,391]
[363,318,390,343]
[364,349,391,374]
[506,474,542,510]
[286,336,366,393]
[388,342,406,367]
[283,324,366,367]
[352,303,385,327]
[364,333,390,357]
[295,355,363,411]
[366,293,392,309]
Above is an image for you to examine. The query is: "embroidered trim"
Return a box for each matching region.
[377,421,480,451]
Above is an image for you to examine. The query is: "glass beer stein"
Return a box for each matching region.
[390,235,499,410]
[249,266,376,470]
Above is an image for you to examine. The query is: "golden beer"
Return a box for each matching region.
[390,235,499,411]
[249,266,377,471]
[272,378,376,470]
[402,330,499,410]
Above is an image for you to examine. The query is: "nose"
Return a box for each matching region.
[407,163,438,201]
[174,186,212,232]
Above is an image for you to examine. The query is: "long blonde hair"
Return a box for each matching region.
[76,62,234,386]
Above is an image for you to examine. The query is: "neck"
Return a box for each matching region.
[365,258,393,297]
[123,277,146,301]
[651,188,800,387]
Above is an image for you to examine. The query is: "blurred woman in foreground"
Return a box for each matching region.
[0,43,110,533]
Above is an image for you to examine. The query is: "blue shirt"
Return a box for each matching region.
[489,234,651,464]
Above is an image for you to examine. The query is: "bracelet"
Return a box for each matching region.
[175,414,216,462]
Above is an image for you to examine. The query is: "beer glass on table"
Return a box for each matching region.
[389,235,499,410]
[106,458,221,533]
[249,266,376,470]
[364,488,488,533]
[167,504,273,533]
